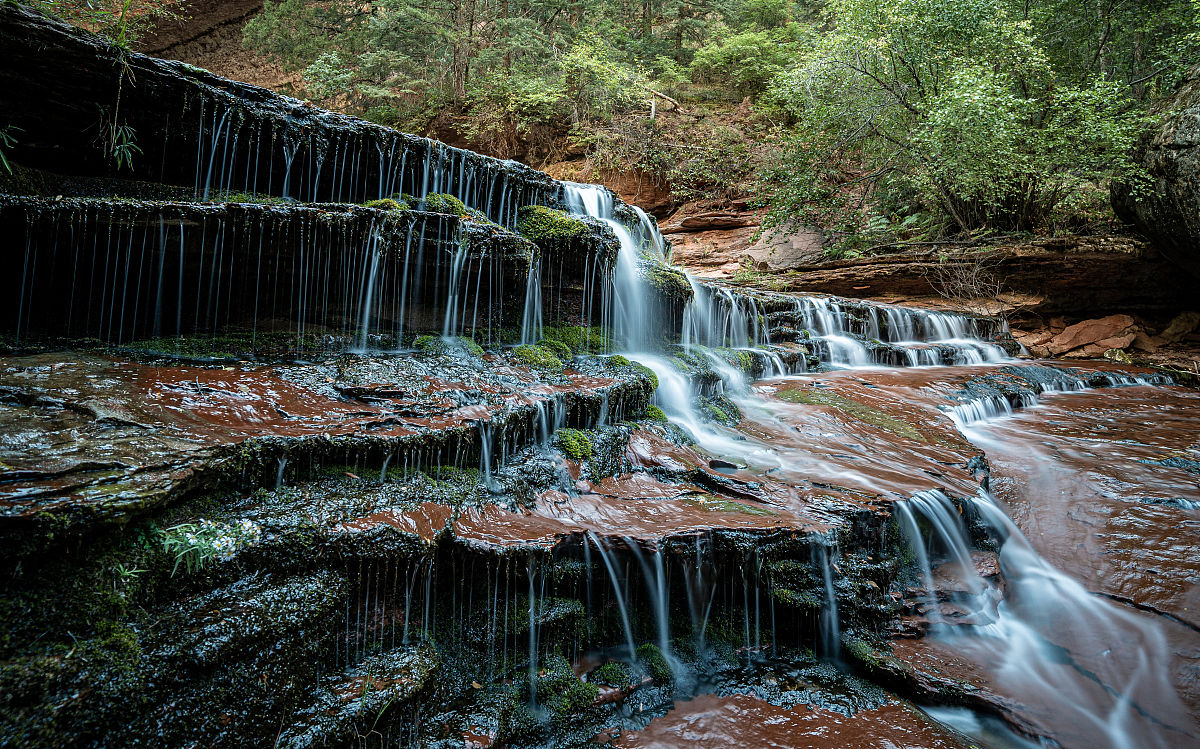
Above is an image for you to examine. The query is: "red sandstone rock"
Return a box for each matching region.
[1046,314,1139,357]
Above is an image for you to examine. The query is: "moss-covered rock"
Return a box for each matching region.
[776,387,926,442]
[510,344,564,371]
[421,193,468,215]
[635,643,673,683]
[537,338,572,361]
[529,654,600,726]
[588,660,633,688]
[644,404,668,422]
[516,205,588,242]
[698,393,742,426]
[630,362,658,390]
[541,325,613,355]
[414,335,485,357]
[715,347,755,374]
[363,197,410,211]
[643,261,693,303]
[555,428,593,461]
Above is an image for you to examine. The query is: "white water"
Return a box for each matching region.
[555,182,1189,747]
[901,489,1190,749]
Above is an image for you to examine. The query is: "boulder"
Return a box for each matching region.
[1156,310,1200,344]
[1041,314,1140,358]
[1131,310,1200,352]
[661,211,758,233]
[1113,64,1200,277]
[740,226,827,271]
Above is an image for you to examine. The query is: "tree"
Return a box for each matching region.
[758,0,1173,250]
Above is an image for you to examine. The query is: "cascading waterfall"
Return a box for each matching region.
[554,181,1188,748]
[946,368,1172,429]
[560,182,665,351]
[2,199,527,348]
[900,489,1190,749]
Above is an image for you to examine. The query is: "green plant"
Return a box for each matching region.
[102,122,142,172]
[758,0,1163,241]
[160,519,262,576]
[109,562,145,593]
[0,125,20,175]
[30,0,182,48]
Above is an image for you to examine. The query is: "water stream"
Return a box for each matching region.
[554,181,1195,748]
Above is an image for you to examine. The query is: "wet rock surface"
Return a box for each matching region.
[3,339,1197,748]
[0,349,651,540]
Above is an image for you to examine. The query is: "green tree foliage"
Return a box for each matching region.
[241,0,787,156]
[27,0,183,48]
[757,0,1198,250]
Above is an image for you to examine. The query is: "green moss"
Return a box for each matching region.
[220,191,287,205]
[775,387,926,442]
[511,344,564,371]
[413,335,447,355]
[608,355,630,367]
[537,338,572,361]
[772,587,822,611]
[411,335,482,357]
[630,362,658,390]
[516,205,588,242]
[422,193,468,215]
[635,643,673,683]
[364,197,410,211]
[589,661,633,688]
[643,262,693,302]
[644,404,668,422]
[94,621,141,663]
[698,393,741,426]
[681,494,776,516]
[535,654,600,720]
[555,428,593,461]
[118,330,333,359]
[541,326,613,355]
[716,347,754,373]
[455,336,485,357]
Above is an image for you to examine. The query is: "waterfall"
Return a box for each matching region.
[815,544,841,659]
[899,489,1188,749]
[560,183,665,351]
[587,532,638,658]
